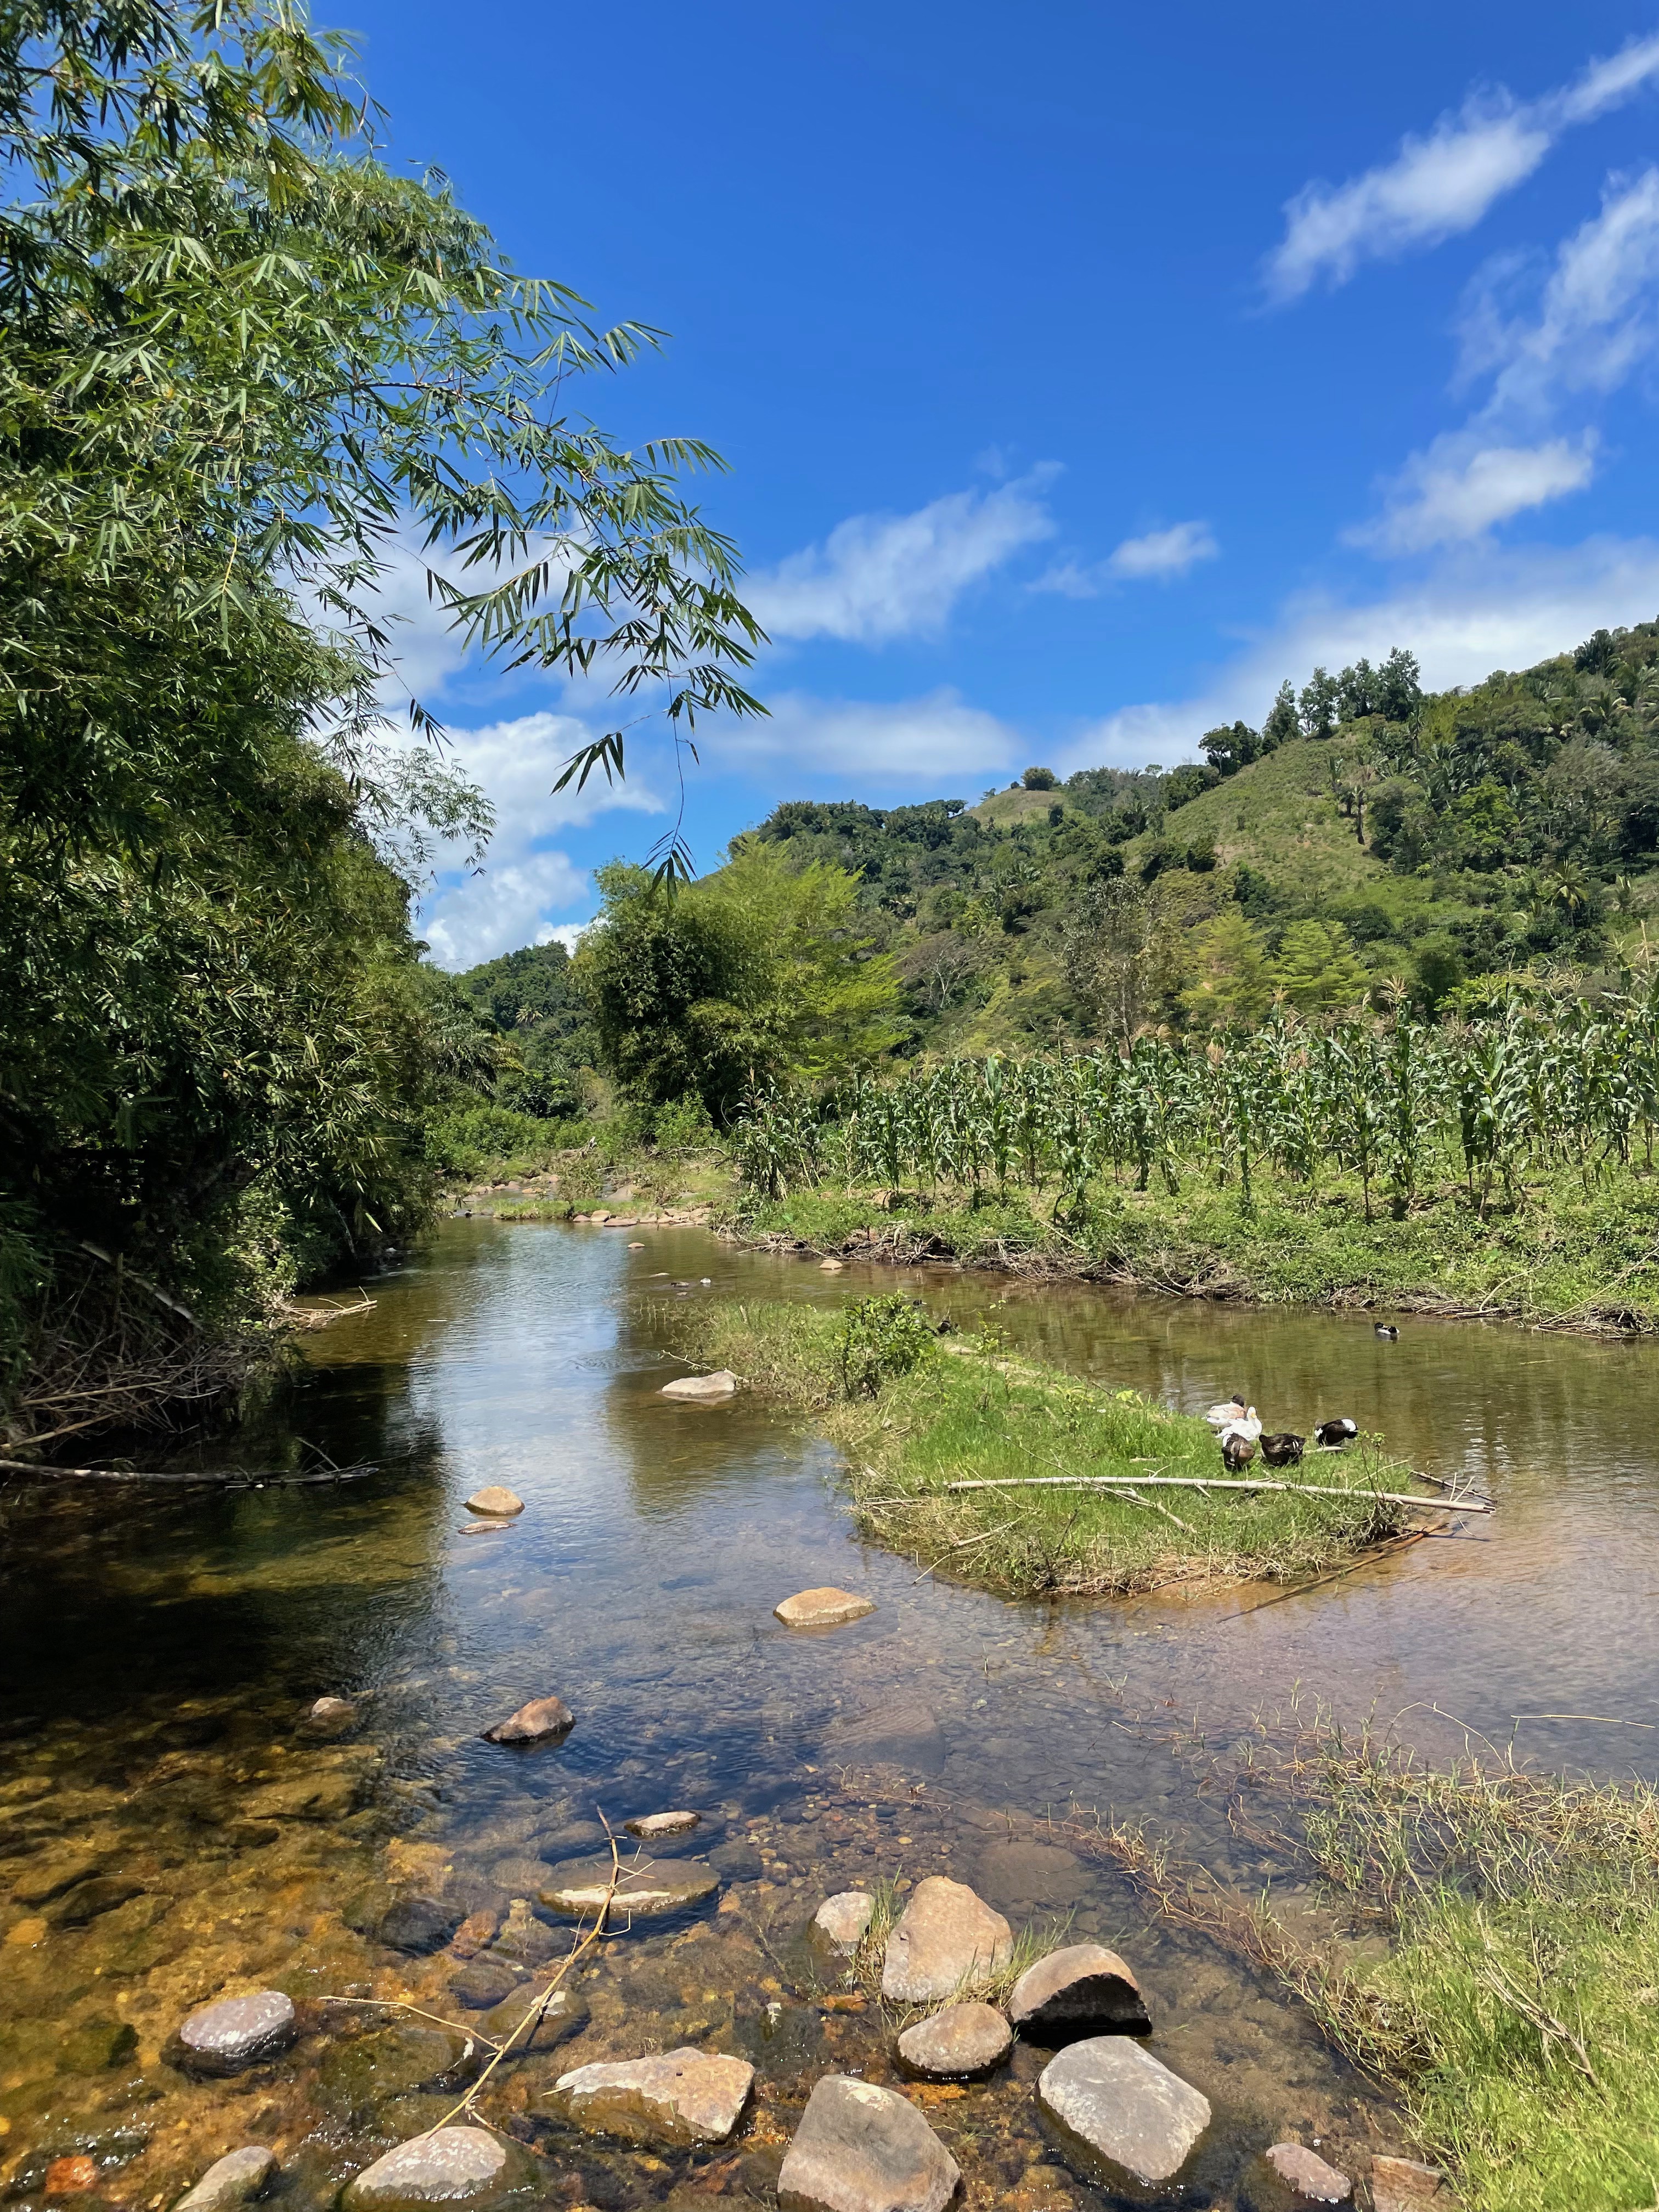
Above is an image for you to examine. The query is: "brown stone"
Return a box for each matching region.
[661,1370,738,1402]
[481,1696,574,1746]
[812,1891,876,1953]
[549,2047,755,2147]
[1007,1942,1149,2035]
[777,2074,959,2212]
[624,1811,701,1839]
[12,1853,101,1906]
[1263,2143,1353,2204]
[43,2158,98,2196]
[464,1486,524,1516]
[775,1587,876,1629]
[1371,2157,1448,2211]
[895,2000,1011,2079]
[882,1875,1011,2002]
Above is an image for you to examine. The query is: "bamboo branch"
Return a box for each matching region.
[943,1473,1491,1513]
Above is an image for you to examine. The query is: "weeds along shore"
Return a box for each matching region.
[1065,1708,1659,2212]
[730,1164,1659,1335]
[668,1293,1432,1596]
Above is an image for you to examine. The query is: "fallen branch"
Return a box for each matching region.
[0,1458,377,1487]
[942,1473,1491,1513]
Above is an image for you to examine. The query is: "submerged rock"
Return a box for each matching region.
[895,2000,1011,2080]
[537,1853,719,1917]
[316,2023,477,2115]
[624,1810,700,1839]
[450,1955,521,2011]
[826,1700,945,1775]
[465,1486,524,1517]
[708,1839,764,1882]
[376,1894,464,1955]
[341,2127,534,2212]
[173,2147,277,2212]
[1370,2158,1449,2210]
[775,1586,875,1629]
[1007,1943,1150,2036]
[1037,2036,1209,2191]
[173,1991,298,2078]
[58,2016,138,2074]
[295,1696,357,1740]
[549,2047,755,2147]
[478,1984,588,2053]
[1245,2142,1354,2208]
[777,2074,959,2212]
[481,1696,574,1746]
[812,1891,875,1954]
[489,1898,563,1968]
[661,1370,738,1402]
[12,1852,102,1906]
[49,1874,144,1928]
[881,1875,1011,2002]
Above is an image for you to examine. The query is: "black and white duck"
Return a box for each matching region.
[1314,1417,1358,1449]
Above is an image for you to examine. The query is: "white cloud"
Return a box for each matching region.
[1058,534,1659,772]
[540,921,591,955]
[746,472,1057,644]
[1353,433,1596,552]
[410,708,662,969]
[1480,167,1659,414]
[1032,521,1218,597]
[1265,34,1659,302]
[708,687,1022,780]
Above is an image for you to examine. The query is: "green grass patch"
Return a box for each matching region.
[740,1162,1659,1333]
[1076,1729,1659,2212]
[673,1295,1423,1596]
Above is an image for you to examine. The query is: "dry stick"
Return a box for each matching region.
[942,1474,1492,1513]
[0,1458,377,1486]
[911,1514,1027,1583]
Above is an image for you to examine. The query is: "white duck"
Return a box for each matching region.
[1204,1393,1249,1431]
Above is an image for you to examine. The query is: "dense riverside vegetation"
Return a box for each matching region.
[0,0,758,1443]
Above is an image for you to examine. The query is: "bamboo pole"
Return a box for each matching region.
[942,1472,1491,1512]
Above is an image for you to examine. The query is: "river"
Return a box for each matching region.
[0,1217,1651,2210]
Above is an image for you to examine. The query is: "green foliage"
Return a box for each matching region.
[579,845,901,1122]
[0,0,757,1430]
[835,1291,938,1398]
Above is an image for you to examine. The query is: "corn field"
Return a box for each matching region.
[733,989,1659,1221]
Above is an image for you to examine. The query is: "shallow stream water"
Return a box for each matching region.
[2,1220,1655,2211]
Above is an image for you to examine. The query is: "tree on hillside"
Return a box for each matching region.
[578,848,900,1120]
[1273,921,1369,1014]
[1262,680,1300,750]
[1180,910,1276,1030]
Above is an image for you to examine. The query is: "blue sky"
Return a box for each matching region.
[338,2,1659,966]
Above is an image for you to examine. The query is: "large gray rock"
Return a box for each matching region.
[881,1876,1011,2002]
[481,1697,573,1746]
[1008,1943,1150,2036]
[173,2147,276,2212]
[812,1891,875,1954]
[1038,2038,1209,2191]
[173,1991,298,2078]
[661,1370,737,1401]
[549,2047,754,2147]
[341,2128,534,2212]
[895,2001,1011,2080]
[538,1853,719,1917]
[777,2075,960,2212]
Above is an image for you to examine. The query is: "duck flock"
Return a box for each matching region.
[1203,1400,1362,1472]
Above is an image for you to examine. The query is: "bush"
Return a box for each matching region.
[836,1293,938,1400]
[426,1105,563,1177]
[1023,765,1058,790]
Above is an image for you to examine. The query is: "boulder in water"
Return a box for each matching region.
[173,2147,278,2212]
[774,1588,875,1629]
[1037,2036,1209,2191]
[548,2047,755,2147]
[172,1991,297,2078]
[481,1696,574,1747]
[776,2075,959,2212]
[881,1876,1011,2002]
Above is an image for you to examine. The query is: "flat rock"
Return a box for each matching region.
[777,2074,960,2212]
[1255,2143,1353,2207]
[376,1894,463,1955]
[550,2047,755,2147]
[174,2147,278,2212]
[465,1487,524,1517]
[826,1700,945,1775]
[812,1891,875,1953]
[896,2000,1011,2080]
[881,1876,1011,2003]
[296,1696,358,1740]
[341,2126,532,2212]
[661,1370,738,1402]
[1038,2037,1209,2190]
[174,1991,298,2078]
[625,1810,700,1839]
[12,1853,102,1906]
[775,1587,876,1629]
[1008,1943,1150,2036]
[976,1839,1089,1910]
[316,2024,477,2115]
[538,1853,720,1917]
[482,1696,574,1746]
[1371,2158,1448,2211]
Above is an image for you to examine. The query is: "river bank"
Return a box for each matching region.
[672,1295,1431,1597]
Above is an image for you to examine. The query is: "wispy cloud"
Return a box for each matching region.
[1058,533,1659,772]
[746,471,1057,644]
[1265,33,1659,303]
[708,687,1022,781]
[1033,520,1218,597]
[410,709,661,969]
[1352,433,1596,552]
